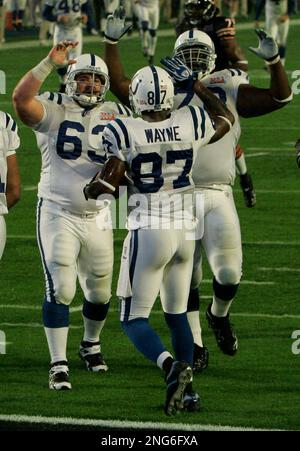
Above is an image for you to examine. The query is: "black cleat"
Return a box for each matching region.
[79,341,108,372]
[183,382,201,412]
[206,303,238,356]
[240,173,256,208]
[49,361,72,390]
[183,391,201,412]
[165,361,193,416]
[193,344,209,373]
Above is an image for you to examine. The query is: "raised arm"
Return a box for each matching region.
[237,29,292,118]
[161,56,235,144]
[12,41,77,127]
[103,6,132,106]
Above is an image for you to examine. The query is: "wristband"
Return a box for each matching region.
[103,34,119,45]
[217,115,233,130]
[273,92,293,103]
[265,55,280,65]
[31,57,57,82]
[97,178,116,192]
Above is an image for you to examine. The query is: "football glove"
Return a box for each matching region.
[103,6,132,44]
[295,139,300,168]
[160,56,195,90]
[249,29,279,63]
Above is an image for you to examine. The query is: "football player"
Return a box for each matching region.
[84,64,234,414]
[133,0,160,64]
[12,41,132,390]
[42,0,88,91]
[176,0,256,209]
[0,109,21,260]
[162,29,292,370]
[265,0,291,66]
[102,9,292,371]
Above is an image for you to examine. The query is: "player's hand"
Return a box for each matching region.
[160,56,195,89]
[104,6,132,44]
[295,139,300,168]
[57,14,70,24]
[249,29,279,62]
[48,40,78,67]
[81,14,88,25]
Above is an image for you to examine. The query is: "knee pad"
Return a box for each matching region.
[141,20,148,31]
[149,29,156,37]
[43,299,69,328]
[84,273,112,304]
[213,277,239,301]
[52,266,76,305]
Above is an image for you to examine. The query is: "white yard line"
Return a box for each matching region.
[245,152,270,158]
[23,185,38,191]
[7,235,300,246]
[1,311,300,322]
[202,280,275,285]
[0,414,283,431]
[259,267,300,273]
[247,147,291,151]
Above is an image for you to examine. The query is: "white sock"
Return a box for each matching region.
[83,317,106,343]
[211,295,233,317]
[44,327,69,364]
[157,351,173,370]
[187,311,203,347]
[236,152,247,175]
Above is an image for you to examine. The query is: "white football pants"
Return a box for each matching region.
[118,227,195,321]
[191,187,242,288]
[37,199,114,305]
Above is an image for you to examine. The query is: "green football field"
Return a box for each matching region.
[0,21,300,431]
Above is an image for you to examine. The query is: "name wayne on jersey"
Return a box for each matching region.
[34,92,131,214]
[173,68,249,187]
[102,105,215,229]
[0,112,20,215]
[45,0,87,28]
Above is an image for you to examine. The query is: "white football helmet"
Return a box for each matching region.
[174,30,216,79]
[65,54,110,107]
[129,66,174,115]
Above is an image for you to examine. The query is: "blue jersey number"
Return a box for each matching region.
[131,152,164,193]
[57,0,80,13]
[131,149,193,193]
[56,121,106,163]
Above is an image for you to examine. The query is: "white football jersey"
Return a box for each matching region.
[34,92,131,214]
[103,106,215,228]
[0,112,20,215]
[45,0,87,28]
[174,68,249,187]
